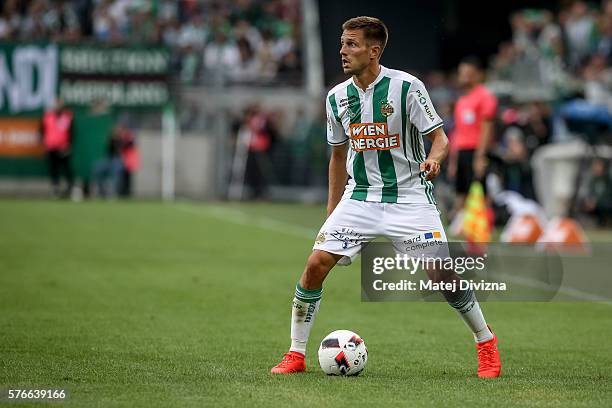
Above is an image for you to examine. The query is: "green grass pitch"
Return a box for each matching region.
[1,199,611,407]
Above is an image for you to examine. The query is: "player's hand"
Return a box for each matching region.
[420,159,440,181]
[473,154,488,179]
[446,158,457,181]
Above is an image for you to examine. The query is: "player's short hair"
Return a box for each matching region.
[342,16,388,52]
[459,56,483,71]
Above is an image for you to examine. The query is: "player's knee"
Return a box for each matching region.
[305,254,328,276]
[426,267,457,284]
[303,253,333,288]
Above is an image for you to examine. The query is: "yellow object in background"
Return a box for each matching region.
[462,181,491,243]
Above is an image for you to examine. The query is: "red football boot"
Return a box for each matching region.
[270,351,306,374]
[476,327,501,378]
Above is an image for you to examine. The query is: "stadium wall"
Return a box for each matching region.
[0,132,217,200]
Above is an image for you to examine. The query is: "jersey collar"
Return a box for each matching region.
[351,65,387,92]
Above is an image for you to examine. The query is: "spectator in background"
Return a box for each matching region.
[230,37,259,83]
[93,124,138,199]
[582,53,612,111]
[126,4,159,44]
[523,101,552,151]
[597,0,612,64]
[177,12,208,83]
[489,41,518,82]
[243,105,277,199]
[0,0,22,39]
[118,127,139,197]
[162,16,182,70]
[448,57,498,218]
[560,53,612,142]
[46,0,81,41]
[93,0,116,42]
[106,0,131,33]
[0,0,303,86]
[203,29,240,85]
[41,98,74,198]
[498,127,535,199]
[580,158,612,226]
[563,1,598,69]
[256,28,279,82]
[234,19,262,50]
[20,0,47,40]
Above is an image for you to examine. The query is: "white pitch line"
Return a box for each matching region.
[176,203,612,305]
[493,272,612,303]
[175,204,316,240]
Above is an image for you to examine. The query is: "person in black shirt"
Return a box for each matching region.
[93,125,127,198]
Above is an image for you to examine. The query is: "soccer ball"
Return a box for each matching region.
[318,330,367,376]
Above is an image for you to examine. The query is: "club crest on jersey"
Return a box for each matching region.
[349,123,400,152]
[380,99,394,117]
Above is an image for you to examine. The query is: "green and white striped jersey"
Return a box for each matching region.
[326,66,443,204]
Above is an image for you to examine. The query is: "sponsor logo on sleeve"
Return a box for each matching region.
[415,89,436,122]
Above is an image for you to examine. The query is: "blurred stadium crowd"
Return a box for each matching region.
[1,0,609,225]
[232,1,612,225]
[0,0,302,85]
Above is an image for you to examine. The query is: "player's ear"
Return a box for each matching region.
[369,44,381,60]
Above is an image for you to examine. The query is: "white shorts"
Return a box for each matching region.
[313,198,449,265]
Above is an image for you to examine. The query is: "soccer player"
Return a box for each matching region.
[270,16,501,378]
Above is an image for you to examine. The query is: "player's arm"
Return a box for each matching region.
[421,127,449,181]
[408,79,447,181]
[324,93,349,216]
[473,120,494,178]
[474,92,497,176]
[476,120,494,158]
[327,142,348,216]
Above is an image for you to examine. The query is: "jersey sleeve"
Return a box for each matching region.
[479,90,498,121]
[407,79,444,135]
[326,95,348,145]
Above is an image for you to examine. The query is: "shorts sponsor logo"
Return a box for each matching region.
[404,231,441,244]
[330,228,363,249]
[403,231,444,252]
[349,122,400,152]
[424,231,442,240]
[404,235,422,244]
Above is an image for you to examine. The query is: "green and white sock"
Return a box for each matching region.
[448,289,493,343]
[289,284,322,355]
